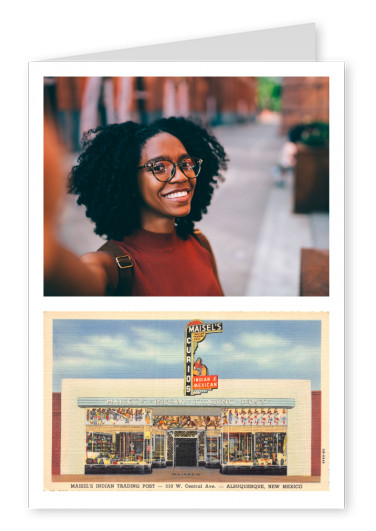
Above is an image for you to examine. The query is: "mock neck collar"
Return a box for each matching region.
[121,227,179,252]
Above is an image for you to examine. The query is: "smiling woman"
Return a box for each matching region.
[45,117,228,296]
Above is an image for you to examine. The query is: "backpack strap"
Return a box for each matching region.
[97,241,134,296]
[193,229,224,295]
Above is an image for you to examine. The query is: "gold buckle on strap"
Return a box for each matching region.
[115,255,133,269]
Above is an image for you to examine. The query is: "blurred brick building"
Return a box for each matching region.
[280,77,329,135]
[118,76,258,125]
[45,76,258,150]
[45,76,329,151]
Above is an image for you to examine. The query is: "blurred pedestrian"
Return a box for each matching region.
[271,125,300,186]
[55,77,83,152]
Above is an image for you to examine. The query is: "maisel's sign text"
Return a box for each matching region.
[184,320,223,396]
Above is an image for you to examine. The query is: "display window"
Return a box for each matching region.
[116,432,150,463]
[255,433,287,466]
[86,432,114,462]
[152,433,166,467]
[221,431,287,474]
[85,430,152,474]
[223,432,253,464]
[206,435,221,467]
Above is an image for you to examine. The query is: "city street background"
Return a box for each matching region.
[49,76,330,296]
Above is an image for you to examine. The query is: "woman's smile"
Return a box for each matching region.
[162,187,192,200]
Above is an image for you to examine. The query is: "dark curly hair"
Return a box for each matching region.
[68,117,228,240]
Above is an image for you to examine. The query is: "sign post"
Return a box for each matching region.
[184,320,223,396]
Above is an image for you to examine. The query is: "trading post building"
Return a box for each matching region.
[51,321,322,479]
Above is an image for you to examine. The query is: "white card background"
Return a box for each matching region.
[29,60,344,510]
[4,0,371,526]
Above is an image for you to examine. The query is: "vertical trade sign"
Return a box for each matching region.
[184,320,223,396]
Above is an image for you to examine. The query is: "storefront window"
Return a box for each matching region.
[224,433,253,463]
[255,433,275,464]
[206,436,220,463]
[115,432,150,463]
[222,432,287,466]
[86,432,114,462]
[152,434,166,464]
[254,433,286,466]
[277,433,287,466]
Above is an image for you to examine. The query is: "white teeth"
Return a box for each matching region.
[165,191,188,199]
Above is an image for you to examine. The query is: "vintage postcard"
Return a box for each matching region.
[38,311,335,508]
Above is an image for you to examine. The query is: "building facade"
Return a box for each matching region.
[53,378,319,478]
[280,76,330,135]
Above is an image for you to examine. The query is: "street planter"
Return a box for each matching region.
[293,143,329,214]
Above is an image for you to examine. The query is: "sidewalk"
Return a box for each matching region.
[198,121,329,296]
[245,174,329,296]
[198,121,285,296]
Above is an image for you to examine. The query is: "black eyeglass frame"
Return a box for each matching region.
[138,157,203,182]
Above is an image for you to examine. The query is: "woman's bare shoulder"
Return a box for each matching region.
[80,251,119,294]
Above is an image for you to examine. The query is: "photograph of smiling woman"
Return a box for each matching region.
[50,117,228,296]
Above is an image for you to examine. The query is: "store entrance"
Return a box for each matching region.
[174,438,197,467]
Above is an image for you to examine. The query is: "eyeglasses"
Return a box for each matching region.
[138,156,203,182]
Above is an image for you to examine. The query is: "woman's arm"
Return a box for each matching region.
[44,118,118,296]
[44,227,118,295]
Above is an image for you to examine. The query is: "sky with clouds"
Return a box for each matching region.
[52,319,322,392]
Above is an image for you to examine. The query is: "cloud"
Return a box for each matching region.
[54,329,181,373]
[192,332,292,363]
[238,331,292,350]
[249,345,320,370]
